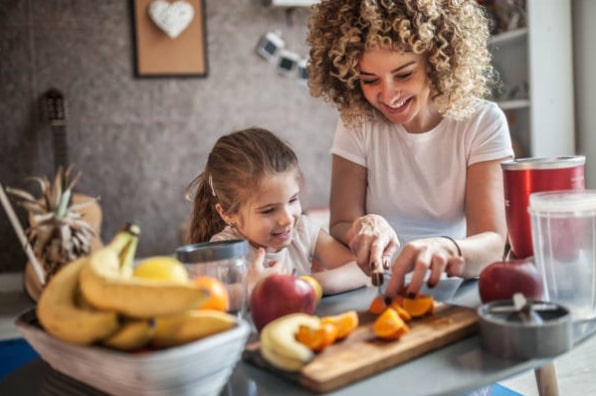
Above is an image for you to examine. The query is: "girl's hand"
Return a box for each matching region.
[347,214,400,275]
[246,248,290,296]
[383,237,465,297]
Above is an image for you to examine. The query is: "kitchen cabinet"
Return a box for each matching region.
[489,0,574,158]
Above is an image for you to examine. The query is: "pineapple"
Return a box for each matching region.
[7,166,100,283]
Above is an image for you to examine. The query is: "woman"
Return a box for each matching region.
[306,0,513,298]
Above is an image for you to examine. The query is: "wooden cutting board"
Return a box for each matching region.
[243,302,479,393]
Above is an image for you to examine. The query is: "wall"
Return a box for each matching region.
[573,0,596,189]
[0,0,338,273]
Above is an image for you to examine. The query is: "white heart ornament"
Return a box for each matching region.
[148,0,194,39]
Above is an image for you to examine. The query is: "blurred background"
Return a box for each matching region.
[1,0,595,275]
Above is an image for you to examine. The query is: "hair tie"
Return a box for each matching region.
[208,174,216,197]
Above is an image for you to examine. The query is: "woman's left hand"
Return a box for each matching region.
[383,237,465,297]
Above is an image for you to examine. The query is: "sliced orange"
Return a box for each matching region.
[296,322,338,352]
[402,294,434,318]
[389,303,412,321]
[380,322,411,340]
[373,308,409,339]
[320,310,359,340]
[368,296,386,315]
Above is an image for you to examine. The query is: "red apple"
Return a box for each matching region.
[478,258,544,303]
[250,274,316,332]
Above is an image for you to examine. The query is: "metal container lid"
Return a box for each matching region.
[501,156,585,170]
[477,299,572,359]
[176,240,248,263]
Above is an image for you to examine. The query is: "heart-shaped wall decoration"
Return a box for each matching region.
[148,0,194,39]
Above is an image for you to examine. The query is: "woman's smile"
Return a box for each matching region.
[381,96,412,115]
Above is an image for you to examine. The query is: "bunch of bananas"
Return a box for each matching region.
[36,224,236,351]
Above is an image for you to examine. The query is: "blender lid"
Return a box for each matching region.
[501,156,585,170]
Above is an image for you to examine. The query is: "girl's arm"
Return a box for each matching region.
[311,262,370,296]
[312,229,371,295]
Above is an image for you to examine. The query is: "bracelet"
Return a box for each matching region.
[440,235,462,257]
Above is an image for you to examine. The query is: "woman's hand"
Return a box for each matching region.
[383,237,465,297]
[347,214,400,276]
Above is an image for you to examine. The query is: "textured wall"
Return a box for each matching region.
[0,0,338,273]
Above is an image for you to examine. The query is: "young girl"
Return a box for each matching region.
[184,127,370,297]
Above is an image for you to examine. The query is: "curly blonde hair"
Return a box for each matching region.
[307,0,496,125]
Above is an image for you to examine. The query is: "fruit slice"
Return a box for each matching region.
[388,299,412,321]
[368,296,386,315]
[296,322,338,352]
[320,310,358,340]
[402,294,435,318]
[373,308,409,340]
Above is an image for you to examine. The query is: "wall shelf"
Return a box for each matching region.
[490,28,528,45]
[489,0,574,158]
[497,99,530,111]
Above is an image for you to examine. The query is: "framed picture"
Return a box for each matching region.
[131,0,208,77]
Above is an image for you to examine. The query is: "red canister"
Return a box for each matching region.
[501,156,585,259]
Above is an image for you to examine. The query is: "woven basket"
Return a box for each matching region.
[15,309,250,396]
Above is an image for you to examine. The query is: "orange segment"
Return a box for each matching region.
[389,303,412,321]
[320,310,359,339]
[381,323,410,340]
[368,296,386,314]
[373,308,409,339]
[296,322,338,352]
[402,294,434,318]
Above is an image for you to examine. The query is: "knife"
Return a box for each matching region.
[371,263,385,299]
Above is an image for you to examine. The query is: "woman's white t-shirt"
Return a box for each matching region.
[210,214,320,276]
[331,99,514,245]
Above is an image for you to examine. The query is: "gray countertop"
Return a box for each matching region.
[2,278,595,396]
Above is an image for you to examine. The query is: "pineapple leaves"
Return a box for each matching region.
[6,165,98,281]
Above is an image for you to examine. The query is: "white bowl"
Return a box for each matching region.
[15,308,250,396]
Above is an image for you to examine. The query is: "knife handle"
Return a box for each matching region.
[371,265,384,287]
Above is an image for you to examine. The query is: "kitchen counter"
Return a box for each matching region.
[2,279,596,395]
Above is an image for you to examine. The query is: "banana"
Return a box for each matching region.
[259,313,320,372]
[261,343,310,372]
[79,225,210,318]
[102,318,155,351]
[117,223,140,278]
[151,309,237,348]
[36,257,120,345]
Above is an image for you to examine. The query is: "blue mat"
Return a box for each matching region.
[0,338,38,381]
[491,383,524,395]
